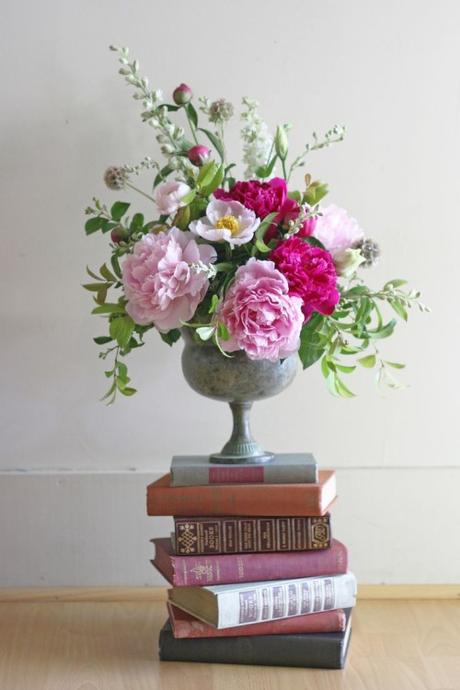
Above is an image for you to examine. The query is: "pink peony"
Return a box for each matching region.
[153,180,191,216]
[214,177,287,218]
[122,227,216,332]
[312,204,364,258]
[270,237,339,320]
[218,258,303,361]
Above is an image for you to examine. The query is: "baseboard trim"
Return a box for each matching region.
[0,584,459,603]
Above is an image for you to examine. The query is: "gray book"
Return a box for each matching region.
[170,453,318,487]
[159,609,352,669]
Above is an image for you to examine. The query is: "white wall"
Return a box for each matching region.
[1,0,459,585]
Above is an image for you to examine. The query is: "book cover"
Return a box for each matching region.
[171,453,318,486]
[168,572,357,628]
[167,602,346,638]
[159,609,352,669]
[153,537,347,587]
[146,470,336,517]
[174,514,330,555]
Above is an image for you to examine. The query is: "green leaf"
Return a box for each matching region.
[304,182,329,206]
[92,303,126,315]
[298,325,326,370]
[130,213,144,232]
[217,322,230,341]
[111,254,122,280]
[345,285,369,298]
[320,356,330,379]
[110,202,130,221]
[101,382,116,402]
[196,326,215,341]
[85,217,105,235]
[201,164,224,196]
[302,236,325,250]
[86,266,103,281]
[335,375,356,398]
[384,361,406,369]
[358,354,376,368]
[389,299,408,321]
[186,102,198,127]
[160,329,181,346]
[180,189,197,205]
[109,316,135,348]
[254,212,278,253]
[95,284,108,305]
[119,386,137,396]
[100,219,117,234]
[341,345,364,355]
[154,165,174,187]
[384,279,407,290]
[197,160,218,187]
[117,361,128,381]
[208,294,220,314]
[99,263,117,282]
[198,128,224,161]
[255,155,277,179]
[335,364,356,374]
[83,282,104,292]
[93,336,113,345]
[367,319,397,340]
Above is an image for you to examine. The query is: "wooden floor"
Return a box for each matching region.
[1,599,460,690]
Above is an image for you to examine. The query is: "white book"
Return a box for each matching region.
[168,572,357,629]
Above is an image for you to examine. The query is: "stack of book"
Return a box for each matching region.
[147,453,356,669]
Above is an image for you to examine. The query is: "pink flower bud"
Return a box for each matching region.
[172,83,193,105]
[188,145,212,167]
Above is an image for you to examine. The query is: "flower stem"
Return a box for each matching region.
[125,182,156,203]
[186,110,199,145]
[281,158,287,180]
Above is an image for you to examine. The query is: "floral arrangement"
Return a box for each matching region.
[84,46,427,403]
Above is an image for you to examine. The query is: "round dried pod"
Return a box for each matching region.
[208,99,234,123]
[103,166,127,191]
[355,238,381,268]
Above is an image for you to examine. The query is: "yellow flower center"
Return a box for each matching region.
[216,215,240,236]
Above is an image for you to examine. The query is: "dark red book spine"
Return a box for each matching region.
[167,603,346,638]
[174,516,331,555]
[152,537,347,586]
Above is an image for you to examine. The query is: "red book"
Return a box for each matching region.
[152,537,347,586]
[167,602,346,638]
[146,471,336,517]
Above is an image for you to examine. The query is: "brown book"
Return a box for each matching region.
[146,471,336,517]
[174,515,331,555]
[167,602,346,638]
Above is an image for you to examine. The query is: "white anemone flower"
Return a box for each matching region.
[189,198,260,246]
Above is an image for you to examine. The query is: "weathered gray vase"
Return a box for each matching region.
[181,328,298,464]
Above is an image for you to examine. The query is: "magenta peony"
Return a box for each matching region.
[312,204,364,259]
[218,258,303,361]
[265,197,317,241]
[122,227,216,332]
[270,237,339,320]
[214,177,287,218]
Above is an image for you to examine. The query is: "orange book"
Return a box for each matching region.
[146,470,336,517]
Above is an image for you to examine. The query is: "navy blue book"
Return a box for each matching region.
[158,609,352,669]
